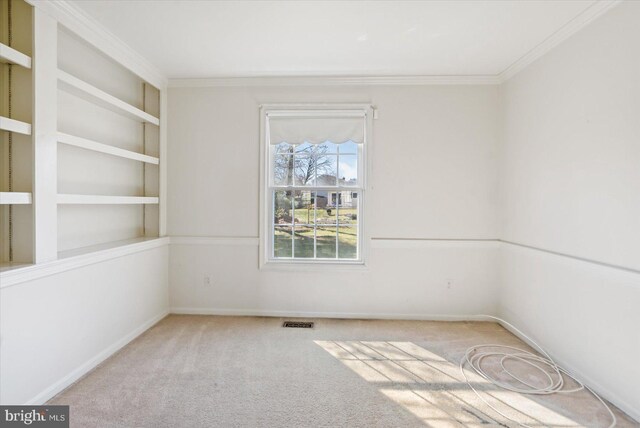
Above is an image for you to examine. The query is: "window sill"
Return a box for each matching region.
[260,259,369,272]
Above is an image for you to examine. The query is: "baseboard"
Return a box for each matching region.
[497,319,640,423]
[26,310,169,405]
[169,307,490,322]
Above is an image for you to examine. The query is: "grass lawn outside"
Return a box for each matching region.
[291,206,357,226]
[274,225,357,259]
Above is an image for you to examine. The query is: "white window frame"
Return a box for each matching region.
[259,104,372,268]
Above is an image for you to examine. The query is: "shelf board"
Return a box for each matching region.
[0,192,32,205]
[0,262,32,274]
[0,116,32,135]
[57,194,159,205]
[57,237,163,260]
[58,70,160,126]
[0,42,32,69]
[57,132,160,165]
[1,237,170,288]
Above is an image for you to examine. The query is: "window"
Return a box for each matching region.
[261,106,370,264]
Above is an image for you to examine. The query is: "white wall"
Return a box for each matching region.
[167,84,501,318]
[0,244,169,404]
[170,239,499,318]
[498,0,640,418]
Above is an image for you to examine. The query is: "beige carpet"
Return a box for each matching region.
[49,315,637,427]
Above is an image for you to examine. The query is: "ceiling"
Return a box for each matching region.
[69,0,599,79]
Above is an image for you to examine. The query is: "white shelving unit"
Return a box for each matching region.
[58,70,159,125]
[0,1,165,271]
[0,192,32,204]
[0,116,31,135]
[57,132,159,164]
[0,41,31,68]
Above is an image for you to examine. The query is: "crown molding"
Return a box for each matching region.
[169,74,501,88]
[27,0,168,89]
[498,0,622,82]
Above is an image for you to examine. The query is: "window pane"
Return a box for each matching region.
[293,225,315,258]
[274,142,293,154]
[294,154,316,186]
[313,191,337,225]
[293,191,314,225]
[316,226,337,258]
[316,153,337,186]
[337,227,358,259]
[274,191,293,225]
[318,141,338,154]
[339,141,358,154]
[338,155,358,186]
[273,154,293,186]
[274,226,293,258]
[337,192,358,227]
[294,142,314,154]
[327,192,340,209]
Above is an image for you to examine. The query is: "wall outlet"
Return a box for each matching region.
[203,275,211,286]
[446,279,453,289]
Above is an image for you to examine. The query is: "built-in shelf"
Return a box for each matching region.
[57,70,160,126]
[57,132,160,165]
[57,194,159,205]
[0,10,164,267]
[0,42,32,69]
[0,116,32,135]
[0,192,32,205]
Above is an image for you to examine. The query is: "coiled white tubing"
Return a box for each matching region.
[460,315,616,428]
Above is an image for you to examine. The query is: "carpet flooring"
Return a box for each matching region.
[49,315,638,427]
